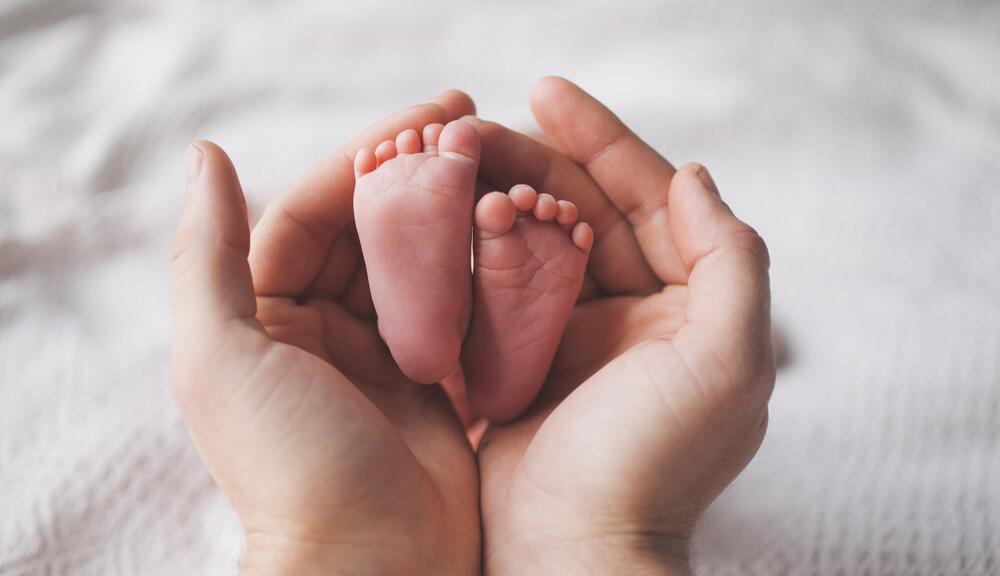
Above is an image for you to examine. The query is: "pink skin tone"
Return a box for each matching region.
[171,78,774,576]
[354,123,593,423]
[464,184,593,422]
[353,120,479,385]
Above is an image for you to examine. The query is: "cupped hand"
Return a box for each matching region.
[170,92,480,575]
[468,78,775,575]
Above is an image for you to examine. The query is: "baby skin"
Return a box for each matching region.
[354,120,592,421]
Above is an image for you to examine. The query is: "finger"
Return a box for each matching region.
[249,90,476,298]
[430,88,478,120]
[669,164,775,395]
[172,141,257,328]
[529,76,687,285]
[466,116,660,295]
[513,166,773,527]
[170,141,273,413]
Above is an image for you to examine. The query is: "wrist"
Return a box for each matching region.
[240,533,351,576]
[485,530,691,576]
[240,519,477,576]
[241,530,407,576]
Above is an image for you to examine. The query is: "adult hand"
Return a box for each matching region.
[468,78,775,575]
[170,92,480,575]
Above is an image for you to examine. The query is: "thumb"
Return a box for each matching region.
[669,164,775,400]
[170,141,269,417]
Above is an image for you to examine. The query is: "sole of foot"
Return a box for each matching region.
[462,184,593,422]
[353,120,480,384]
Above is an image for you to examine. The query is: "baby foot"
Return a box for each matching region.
[462,185,593,421]
[354,120,479,384]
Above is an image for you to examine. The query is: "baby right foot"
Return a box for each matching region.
[462,185,593,422]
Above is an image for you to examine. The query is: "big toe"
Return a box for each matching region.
[438,119,481,164]
[475,191,517,235]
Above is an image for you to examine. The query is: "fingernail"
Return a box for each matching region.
[696,165,719,197]
[186,143,204,186]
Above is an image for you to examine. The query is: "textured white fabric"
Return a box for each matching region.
[2,1,998,574]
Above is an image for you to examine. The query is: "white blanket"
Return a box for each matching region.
[2,1,998,574]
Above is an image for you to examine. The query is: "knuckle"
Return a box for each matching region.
[732,224,770,269]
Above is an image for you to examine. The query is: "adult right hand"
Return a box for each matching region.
[469,78,775,575]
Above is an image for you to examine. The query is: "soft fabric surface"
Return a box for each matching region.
[2,1,998,574]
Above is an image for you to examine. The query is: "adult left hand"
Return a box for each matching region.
[170,91,480,575]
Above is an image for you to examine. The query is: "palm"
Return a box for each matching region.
[171,93,482,573]
[248,227,477,545]
[469,78,773,571]
[477,244,710,549]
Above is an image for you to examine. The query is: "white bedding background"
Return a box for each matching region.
[2,1,998,574]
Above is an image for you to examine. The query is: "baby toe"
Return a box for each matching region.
[475,191,517,236]
[375,140,398,165]
[354,147,377,177]
[556,200,578,226]
[423,123,444,152]
[571,221,594,253]
[396,129,421,154]
[438,120,481,163]
[509,184,538,212]
[533,193,558,221]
